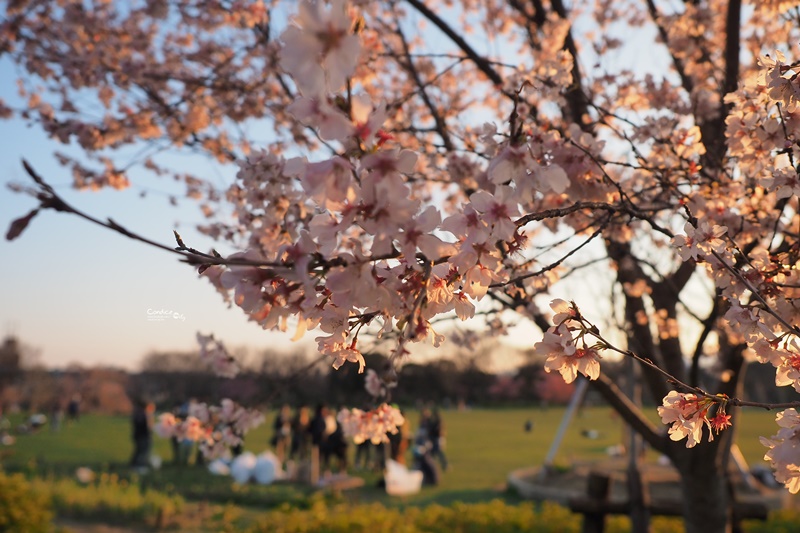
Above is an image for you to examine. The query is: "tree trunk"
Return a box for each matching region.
[674,445,732,533]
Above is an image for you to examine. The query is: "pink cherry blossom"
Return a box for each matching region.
[197,333,240,378]
[550,298,578,325]
[469,186,520,242]
[287,97,355,141]
[758,51,800,112]
[760,409,800,493]
[280,0,361,95]
[657,391,716,448]
[364,368,383,398]
[671,220,728,262]
[154,413,178,439]
[535,323,600,384]
[337,403,405,444]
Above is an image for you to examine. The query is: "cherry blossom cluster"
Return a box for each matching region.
[637,49,800,490]
[760,409,800,494]
[336,403,405,445]
[670,220,728,263]
[3,0,273,192]
[197,333,240,378]
[154,412,208,442]
[154,399,264,460]
[279,0,361,97]
[758,51,800,112]
[533,299,602,384]
[657,391,732,449]
[198,0,586,377]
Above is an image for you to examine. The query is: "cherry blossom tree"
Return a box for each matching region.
[5,0,800,531]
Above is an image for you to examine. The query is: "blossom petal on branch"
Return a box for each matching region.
[761,409,800,493]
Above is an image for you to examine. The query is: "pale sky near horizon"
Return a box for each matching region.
[0,56,316,370]
[0,140,314,370]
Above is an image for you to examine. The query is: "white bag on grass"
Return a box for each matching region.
[384,459,423,496]
[208,459,231,476]
[230,452,257,484]
[253,451,283,485]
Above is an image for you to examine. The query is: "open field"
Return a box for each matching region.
[4,407,781,485]
[0,407,794,531]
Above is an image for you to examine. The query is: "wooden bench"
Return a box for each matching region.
[569,472,768,533]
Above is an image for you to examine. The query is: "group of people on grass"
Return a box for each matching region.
[129,398,449,489]
[272,403,448,486]
[271,403,348,471]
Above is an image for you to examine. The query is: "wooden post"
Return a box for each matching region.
[627,358,651,533]
[627,465,650,533]
[582,472,611,533]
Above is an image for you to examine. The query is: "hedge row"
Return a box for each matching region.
[247,500,686,533]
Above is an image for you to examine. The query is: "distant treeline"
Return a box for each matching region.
[129,349,800,412]
[130,351,562,410]
[1,344,797,414]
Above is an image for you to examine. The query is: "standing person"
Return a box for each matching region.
[308,404,330,484]
[290,405,311,460]
[130,399,153,470]
[67,393,81,423]
[271,404,293,462]
[388,408,410,465]
[322,412,348,473]
[309,404,329,449]
[412,424,438,486]
[427,406,448,471]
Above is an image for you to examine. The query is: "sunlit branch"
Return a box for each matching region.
[391,12,455,152]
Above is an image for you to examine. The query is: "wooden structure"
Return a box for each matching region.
[524,372,774,532]
[568,469,769,533]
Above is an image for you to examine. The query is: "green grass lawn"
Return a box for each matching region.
[0,406,793,532]
[2,405,780,504]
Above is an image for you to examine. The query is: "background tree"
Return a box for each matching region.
[5,1,800,531]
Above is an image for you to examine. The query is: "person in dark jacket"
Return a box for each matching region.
[130,400,154,469]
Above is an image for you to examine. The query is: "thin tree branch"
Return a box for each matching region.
[404,0,506,89]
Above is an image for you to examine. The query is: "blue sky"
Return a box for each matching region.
[0,60,308,370]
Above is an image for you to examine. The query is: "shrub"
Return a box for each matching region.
[0,471,53,533]
[247,500,581,533]
[29,473,185,529]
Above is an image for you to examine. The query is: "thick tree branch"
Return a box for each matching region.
[701,0,742,168]
[723,0,741,98]
[550,0,589,128]
[606,240,671,402]
[592,373,666,454]
[645,0,694,96]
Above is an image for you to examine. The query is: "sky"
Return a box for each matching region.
[0,4,668,372]
[0,64,311,370]
[0,6,511,373]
